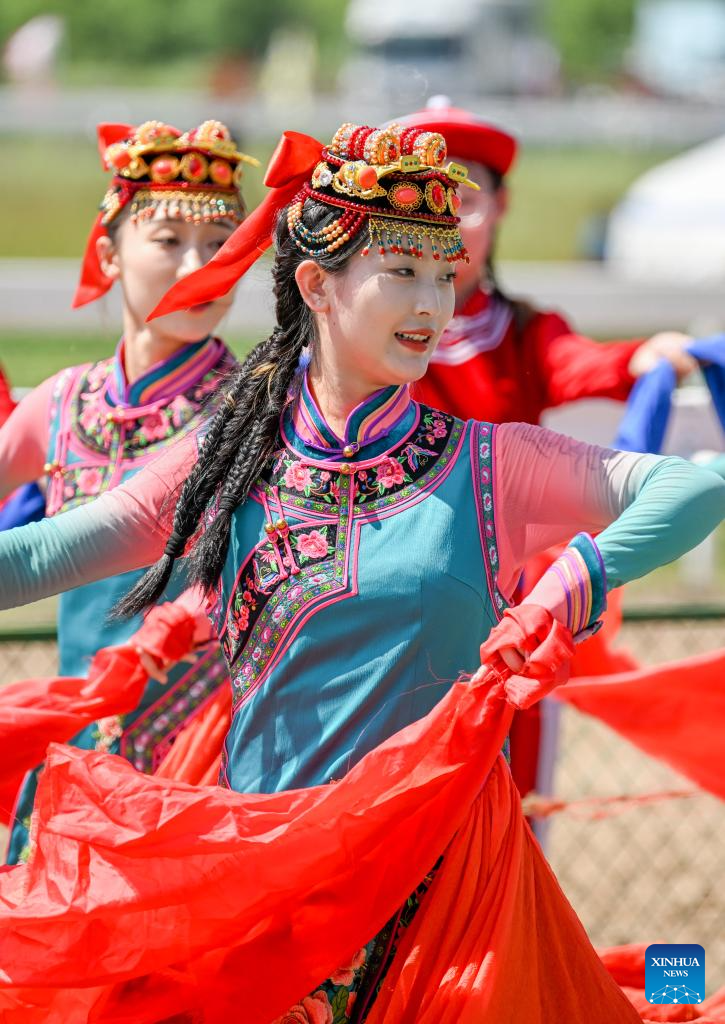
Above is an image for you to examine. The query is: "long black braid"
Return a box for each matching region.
[115,197,367,616]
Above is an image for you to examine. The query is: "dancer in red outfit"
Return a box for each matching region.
[401,100,697,425]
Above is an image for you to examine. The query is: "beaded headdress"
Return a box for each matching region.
[73,119,259,308]
[286,122,475,263]
[150,123,477,320]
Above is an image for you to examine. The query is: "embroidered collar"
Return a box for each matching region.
[286,372,415,458]
[107,336,224,409]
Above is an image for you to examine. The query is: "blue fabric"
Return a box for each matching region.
[0,483,45,532]
[596,454,725,590]
[613,335,725,455]
[688,334,725,434]
[612,359,676,453]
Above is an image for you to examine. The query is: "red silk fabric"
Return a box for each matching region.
[0,601,202,827]
[149,130,324,319]
[481,605,576,709]
[556,647,725,800]
[0,606,722,1020]
[0,648,147,826]
[72,122,135,308]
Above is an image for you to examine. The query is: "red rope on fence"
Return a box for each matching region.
[522,787,700,820]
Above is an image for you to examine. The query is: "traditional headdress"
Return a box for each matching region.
[73,119,259,308]
[396,99,518,177]
[150,122,478,320]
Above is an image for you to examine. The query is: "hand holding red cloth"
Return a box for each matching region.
[479,604,576,710]
[1,606,723,1022]
[0,596,201,826]
[131,599,197,668]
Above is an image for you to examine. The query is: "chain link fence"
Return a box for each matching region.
[546,610,725,995]
[0,612,723,993]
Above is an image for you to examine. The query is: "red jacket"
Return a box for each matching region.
[414,289,642,425]
[0,366,15,427]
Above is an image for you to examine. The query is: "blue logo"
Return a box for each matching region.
[646,944,705,1005]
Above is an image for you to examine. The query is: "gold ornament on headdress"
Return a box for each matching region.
[287,122,478,263]
[100,119,259,227]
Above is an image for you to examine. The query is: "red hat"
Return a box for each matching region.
[395,98,518,177]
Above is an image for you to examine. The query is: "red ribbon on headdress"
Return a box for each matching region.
[72,123,136,309]
[149,131,324,320]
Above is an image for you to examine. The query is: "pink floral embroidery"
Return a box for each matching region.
[431,420,447,438]
[95,715,123,752]
[296,530,328,560]
[77,467,103,495]
[375,457,405,489]
[79,403,103,434]
[140,410,170,443]
[273,991,333,1024]
[329,947,367,987]
[168,395,193,428]
[284,463,313,492]
[85,364,106,390]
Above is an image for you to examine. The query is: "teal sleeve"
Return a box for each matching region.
[0,489,168,610]
[595,457,725,590]
[701,454,725,481]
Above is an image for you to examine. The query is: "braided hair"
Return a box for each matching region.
[115,197,367,616]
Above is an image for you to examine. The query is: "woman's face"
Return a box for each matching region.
[99,208,238,343]
[312,233,457,392]
[452,161,507,306]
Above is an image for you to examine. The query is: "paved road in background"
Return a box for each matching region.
[2,88,725,148]
[2,258,723,337]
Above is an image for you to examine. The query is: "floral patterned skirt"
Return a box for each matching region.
[271,861,440,1024]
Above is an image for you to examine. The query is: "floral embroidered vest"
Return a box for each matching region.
[210,376,506,797]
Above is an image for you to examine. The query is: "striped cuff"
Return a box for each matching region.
[549,533,607,635]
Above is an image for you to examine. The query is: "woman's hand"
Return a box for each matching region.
[499,646,527,673]
[129,601,199,684]
[479,605,576,709]
[628,331,698,381]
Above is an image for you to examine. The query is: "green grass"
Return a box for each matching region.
[0,332,257,387]
[498,145,680,260]
[0,137,681,260]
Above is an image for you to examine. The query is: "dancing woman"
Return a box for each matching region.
[0,119,255,862]
[0,122,722,1019]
